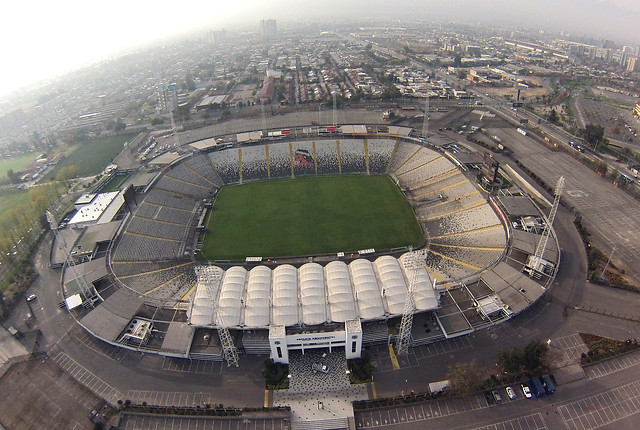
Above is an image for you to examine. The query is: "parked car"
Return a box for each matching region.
[521,383,532,398]
[529,377,546,397]
[506,386,517,400]
[492,390,502,403]
[541,374,556,394]
[26,294,37,302]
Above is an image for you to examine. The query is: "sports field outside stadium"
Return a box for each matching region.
[199,174,424,260]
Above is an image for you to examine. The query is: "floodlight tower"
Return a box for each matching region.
[421,94,430,138]
[332,92,337,129]
[396,249,428,356]
[530,176,564,273]
[198,267,239,367]
[46,211,98,307]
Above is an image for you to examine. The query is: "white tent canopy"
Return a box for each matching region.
[189,253,439,328]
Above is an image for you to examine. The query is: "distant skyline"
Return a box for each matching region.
[1,0,638,99]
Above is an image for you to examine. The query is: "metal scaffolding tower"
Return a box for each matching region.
[528,176,564,274]
[46,211,99,307]
[198,267,239,367]
[396,249,428,356]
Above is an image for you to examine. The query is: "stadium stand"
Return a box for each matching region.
[209,148,241,184]
[184,154,224,187]
[240,145,269,182]
[338,139,366,174]
[314,140,340,175]
[367,138,395,174]
[291,141,316,177]
[127,217,187,241]
[267,141,293,179]
[154,175,209,198]
[386,141,420,174]
[144,189,199,211]
[112,232,183,261]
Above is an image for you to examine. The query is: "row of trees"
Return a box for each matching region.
[445,340,549,396]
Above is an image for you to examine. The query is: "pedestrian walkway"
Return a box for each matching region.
[272,350,368,430]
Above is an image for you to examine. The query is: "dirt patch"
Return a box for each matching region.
[0,358,104,429]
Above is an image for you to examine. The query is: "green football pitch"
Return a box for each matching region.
[199,174,424,260]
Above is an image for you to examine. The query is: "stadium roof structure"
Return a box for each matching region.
[188,253,439,329]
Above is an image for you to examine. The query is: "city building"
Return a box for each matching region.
[260,19,277,40]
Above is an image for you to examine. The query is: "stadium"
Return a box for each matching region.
[54,124,559,366]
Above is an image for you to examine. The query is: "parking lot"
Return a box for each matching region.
[116,413,290,430]
[355,386,531,429]
[162,357,223,375]
[368,337,473,373]
[52,349,123,405]
[549,333,589,366]
[558,378,640,430]
[0,358,103,430]
[470,413,547,430]
[126,390,230,408]
[585,349,640,380]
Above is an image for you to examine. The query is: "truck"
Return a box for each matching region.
[529,377,546,397]
[541,374,556,394]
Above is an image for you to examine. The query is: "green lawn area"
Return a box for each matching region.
[98,173,129,192]
[0,153,38,182]
[44,133,137,180]
[200,174,424,260]
[0,189,30,219]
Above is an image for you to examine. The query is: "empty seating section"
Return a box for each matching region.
[155,176,210,199]
[325,261,357,322]
[245,266,272,328]
[430,245,503,271]
[268,142,293,179]
[217,266,246,327]
[387,141,420,173]
[291,141,316,176]
[397,157,455,189]
[430,226,506,248]
[271,265,299,326]
[111,260,189,277]
[339,140,366,173]
[426,252,478,282]
[165,162,212,189]
[298,263,327,325]
[119,264,195,296]
[112,232,182,261]
[241,145,269,182]
[153,206,192,225]
[373,256,407,315]
[315,140,340,174]
[144,190,198,211]
[367,139,395,174]
[184,154,223,187]
[394,147,440,177]
[134,202,161,219]
[209,148,240,184]
[127,217,187,241]
[426,205,501,238]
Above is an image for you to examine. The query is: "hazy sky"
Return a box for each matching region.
[1,0,638,98]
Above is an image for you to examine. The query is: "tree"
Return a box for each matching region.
[580,123,607,150]
[381,83,401,100]
[446,360,484,395]
[523,340,549,371]
[498,347,524,373]
[55,165,78,182]
[454,55,462,67]
[151,117,164,125]
[548,109,559,124]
